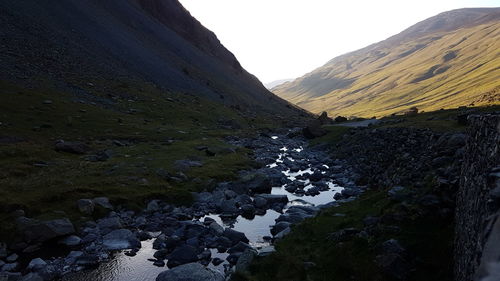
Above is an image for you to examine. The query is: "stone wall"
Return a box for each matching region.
[454,114,500,281]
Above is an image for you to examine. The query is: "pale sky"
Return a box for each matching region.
[178,0,500,83]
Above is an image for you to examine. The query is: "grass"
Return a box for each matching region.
[274,20,500,118]
[0,78,289,241]
[244,189,454,281]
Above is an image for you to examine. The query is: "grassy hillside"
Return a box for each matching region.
[273,8,500,118]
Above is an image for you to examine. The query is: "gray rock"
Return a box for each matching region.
[255,194,288,205]
[253,197,267,209]
[167,245,198,268]
[274,227,291,239]
[5,254,17,263]
[271,222,291,236]
[240,204,255,217]
[77,199,94,215]
[258,246,276,257]
[220,200,239,215]
[235,248,257,273]
[20,273,43,281]
[16,217,75,243]
[146,200,160,213]
[93,197,113,209]
[58,235,82,246]
[102,229,141,250]
[97,217,123,232]
[156,263,224,281]
[223,229,249,245]
[1,262,20,272]
[208,222,224,235]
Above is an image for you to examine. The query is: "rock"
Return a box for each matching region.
[93,197,113,209]
[271,222,291,236]
[75,254,100,267]
[228,242,252,254]
[54,140,90,154]
[97,217,122,232]
[77,199,94,215]
[242,173,272,194]
[303,120,327,139]
[167,245,199,268]
[1,262,20,272]
[274,227,291,239]
[334,116,348,123]
[381,239,406,255]
[235,248,257,273]
[156,263,224,281]
[146,200,161,213]
[174,160,203,172]
[240,204,255,218]
[258,246,276,257]
[5,254,17,263]
[387,186,409,202]
[208,222,224,235]
[375,253,411,280]
[220,200,239,215]
[317,112,333,125]
[223,229,249,245]
[0,243,7,258]
[102,229,141,250]
[58,235,82,247]
[255,194,288,205]
[16,217,75,243]
[448,133,467,147]
[253,197,267,209]
[212,258,224,266]
[20,273,43,281]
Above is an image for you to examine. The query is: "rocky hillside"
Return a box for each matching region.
[0,0,303,115]
[272,8,500,118]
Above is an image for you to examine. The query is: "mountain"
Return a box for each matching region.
[265,79,294,90]
[0,0,305,117]
[272,8,500,118]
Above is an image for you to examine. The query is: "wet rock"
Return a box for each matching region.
[97,217,123,233]
[1,262,20,272]
[167,245,199,268]
[16,217,75,243]
[54,140,90,154]
[271,222,291,236]
[77,199,94,215]
[253,197,267,209]
[235,248,257,273]
[156,263,224,281]
[255,194,288,205]
[102,229,141,250]
[20,273,43,281]
[228,242,252,254]
[5,254,17,263]
[58,235,82,247]
[222,229,249,245]
[274,227,291,239]
[240,204,256,218]
[258,246,276,257]
[212,258,224,266]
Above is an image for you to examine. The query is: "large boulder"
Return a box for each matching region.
[317,112,333,125]
[302,120,327,139]
[156,263,224,281]
[241,173,272,194]
[255,194,288,205]
[16,217,75,243]
[235,248,257,274]
[223,229,249,245]
[102,229,141,250]
[167,245,199,268]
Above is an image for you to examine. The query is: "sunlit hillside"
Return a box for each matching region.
[273,8,500,118]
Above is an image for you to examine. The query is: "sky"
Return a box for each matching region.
[178,0,500,83]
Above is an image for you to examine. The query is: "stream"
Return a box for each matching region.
[60,133,347,280]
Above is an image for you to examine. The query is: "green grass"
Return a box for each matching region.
[244,190,453,281]
[0,78,288,241]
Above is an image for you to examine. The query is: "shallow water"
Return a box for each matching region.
[63,140,343,281]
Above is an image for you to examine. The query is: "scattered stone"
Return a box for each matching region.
[102,229,141,250]
[27,258,46,271]
[93,197,113,209]
[156,263,224,281]
[77,199,94,215]
[54,140,90,154]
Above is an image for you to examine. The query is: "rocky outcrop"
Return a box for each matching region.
[454,114,500,281]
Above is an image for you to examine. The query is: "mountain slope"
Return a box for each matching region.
[265,79,294,89]
[273,8,500,118]
[0,0,303,116]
